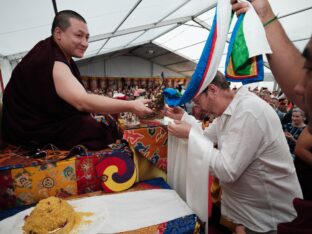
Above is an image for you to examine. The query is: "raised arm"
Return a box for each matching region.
[53,61,152,117]
[231,0,306,108]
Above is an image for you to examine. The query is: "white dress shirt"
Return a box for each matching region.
[182,86,302,232]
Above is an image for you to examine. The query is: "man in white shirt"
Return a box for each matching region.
[165,72,302,233]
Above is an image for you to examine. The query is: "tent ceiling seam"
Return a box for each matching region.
[126,31,147,47]
[90,16,192,43]
[95,0,143,55]
[149,4,218,45]
[278,6,312,19]
[157,0,192,23]
[120,0,192,48]
[149,24,181,43]
[292,37,310,42]
[113,0,143,33]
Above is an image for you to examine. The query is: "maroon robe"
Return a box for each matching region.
[2,37,119,150]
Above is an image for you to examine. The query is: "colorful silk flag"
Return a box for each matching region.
[225,0,272,84]
[225,14,264,84]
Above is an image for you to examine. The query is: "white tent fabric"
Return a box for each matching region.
[0,0,311,86]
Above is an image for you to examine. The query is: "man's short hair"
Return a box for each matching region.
[202,71,230,93]
[211,71,230,90]
[51,10,86,34]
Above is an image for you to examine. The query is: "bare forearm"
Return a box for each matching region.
[265,19,305,108]
[76,93,133,114]
[294,128,312,167]
[295,148,312,167]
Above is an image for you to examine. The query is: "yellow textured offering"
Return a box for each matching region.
[22,196,86,234]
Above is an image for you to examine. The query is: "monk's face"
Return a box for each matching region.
[295,39,312,133]
[57,18,89,58]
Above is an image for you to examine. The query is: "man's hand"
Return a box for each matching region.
[168,120,191,139]
[163,105,184,121]
[231,0,275,24]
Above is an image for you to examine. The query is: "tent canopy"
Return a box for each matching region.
[1,0,311,77]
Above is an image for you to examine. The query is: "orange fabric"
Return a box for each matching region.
[123,126,167,172]
[11,158,77,205]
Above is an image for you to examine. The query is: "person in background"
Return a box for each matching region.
[283,108,306,157]
[276,96,288,122]
[271,90,279,98]
[1,10,152,150]
[269,96,279,110]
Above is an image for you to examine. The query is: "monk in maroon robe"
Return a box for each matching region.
[2,10,152,150]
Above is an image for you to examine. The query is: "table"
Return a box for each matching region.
[120,118,168,181]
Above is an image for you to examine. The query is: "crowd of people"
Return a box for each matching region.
[87,85,165,101]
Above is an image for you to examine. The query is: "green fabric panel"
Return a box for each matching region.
[232,20,251,75]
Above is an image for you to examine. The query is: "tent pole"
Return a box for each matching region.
[52,0,58,15]
[0,68,4,94]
